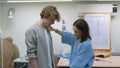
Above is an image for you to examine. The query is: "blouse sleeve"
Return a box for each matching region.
[61,32,76,46]
[25,29,37,59]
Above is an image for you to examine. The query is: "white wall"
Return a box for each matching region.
[1,2,78,57]
[111,2,120,52]
[1,2,120,57]
[0,4,1,30]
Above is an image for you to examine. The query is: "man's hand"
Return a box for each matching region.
[30,58,39,68]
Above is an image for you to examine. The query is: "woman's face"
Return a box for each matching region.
[73,26,82,39]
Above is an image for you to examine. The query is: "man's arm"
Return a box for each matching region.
[25,30,39,68]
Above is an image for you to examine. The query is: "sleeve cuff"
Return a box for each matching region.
[27,53,37,59]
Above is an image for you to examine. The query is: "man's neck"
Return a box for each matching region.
[38,19,50,30]
[38,19,46,28]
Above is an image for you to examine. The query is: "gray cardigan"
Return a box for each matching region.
[25,23,55,68]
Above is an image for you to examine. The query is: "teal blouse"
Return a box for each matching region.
[62,32,95,68]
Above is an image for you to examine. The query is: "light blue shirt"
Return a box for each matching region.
[62,32,95,68]
[45,29,52,68]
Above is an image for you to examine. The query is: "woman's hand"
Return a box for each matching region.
[48,26,55,31]
[48,26,62,35]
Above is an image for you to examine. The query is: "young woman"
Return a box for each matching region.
[51,19,95,68]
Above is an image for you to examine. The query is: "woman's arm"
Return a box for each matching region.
[49,26,62,35]
[49,26,76,46]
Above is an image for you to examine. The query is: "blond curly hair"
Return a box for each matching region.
[40,5,61,22]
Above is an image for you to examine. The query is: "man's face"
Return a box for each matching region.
[45,16,55,27]
[49,17,55,25]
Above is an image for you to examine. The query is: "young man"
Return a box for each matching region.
[25,5,60,68]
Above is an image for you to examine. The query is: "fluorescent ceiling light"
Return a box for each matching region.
[7,0,72,3]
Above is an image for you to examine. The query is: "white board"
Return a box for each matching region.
[85,13,111,49]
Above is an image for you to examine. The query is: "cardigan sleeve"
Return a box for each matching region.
[25,29,37,59]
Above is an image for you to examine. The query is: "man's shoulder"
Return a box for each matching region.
[26,24,38,33]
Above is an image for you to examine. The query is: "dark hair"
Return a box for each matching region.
[73,19,91,42]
